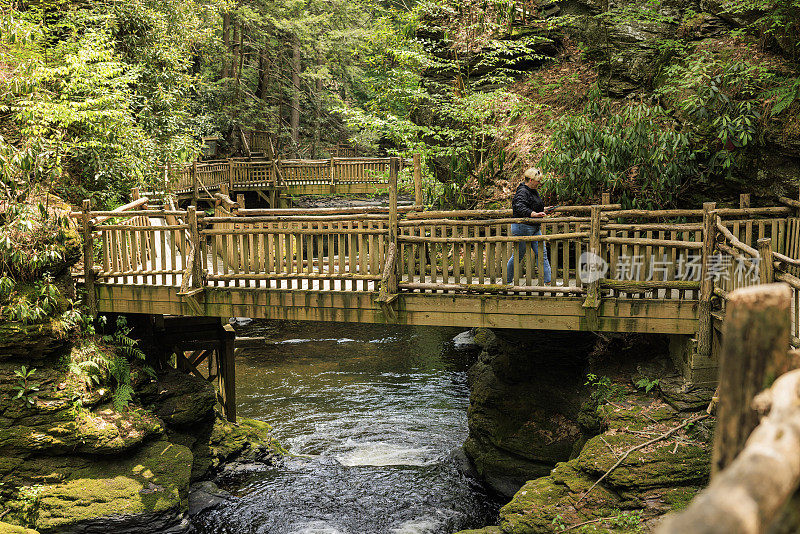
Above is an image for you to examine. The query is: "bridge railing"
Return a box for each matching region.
[75,182,800,339]
[78,209,191,296]
[167,156,416,196]
[396,212,592,294]
[199,212,391,291]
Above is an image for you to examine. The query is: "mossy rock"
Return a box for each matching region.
[28,440,192,533]
[0,521,38,534]
[145,370,216,428]
[184,415,283,481]
[0,399,163,456]
[575,433,710,489]
[453,527,502,534]
[464,329,592,497]
[0,322,71,363]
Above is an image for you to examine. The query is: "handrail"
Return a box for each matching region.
[398,231,589,244]
[400,216,591,226]
[237,206,420,216]
[774,252,800,267]
[405,206,619,220]
[715,217,759,257]
[213,192,239,212]
[69,197,149,221]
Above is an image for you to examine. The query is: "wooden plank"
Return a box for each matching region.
[418,225,427,285]
[462,226,474,284]
[439,224,447,287]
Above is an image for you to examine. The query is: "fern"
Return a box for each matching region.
[764,78,800,117]
[67,316,151,410]
[108,356,133,410]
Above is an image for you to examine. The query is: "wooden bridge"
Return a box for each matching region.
[163,155,420,207]
[74,160,800,421]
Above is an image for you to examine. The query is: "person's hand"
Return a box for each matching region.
[530,211,546,218]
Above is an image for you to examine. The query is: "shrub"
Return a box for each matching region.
[539,102,695,208]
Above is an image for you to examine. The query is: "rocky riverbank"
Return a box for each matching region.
[460,329,714,533]
[0,323,283,534]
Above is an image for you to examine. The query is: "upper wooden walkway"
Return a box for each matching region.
[75,160,800,359]
[165,155,419,205]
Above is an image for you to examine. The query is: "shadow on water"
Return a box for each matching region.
[194,321,501,534]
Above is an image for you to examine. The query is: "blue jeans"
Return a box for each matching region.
[506,224,551,284]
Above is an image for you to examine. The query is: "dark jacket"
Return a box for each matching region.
[511,183,544,228]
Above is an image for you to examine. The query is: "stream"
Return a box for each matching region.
[193,321,501,534]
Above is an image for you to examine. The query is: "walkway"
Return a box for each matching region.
[164,155,419,205]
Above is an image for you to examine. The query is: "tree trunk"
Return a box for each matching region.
[290,37,301,158]
[222,13,231,78]
[313,56,323,158]
[257,47,270,102]
[234,22,244,104]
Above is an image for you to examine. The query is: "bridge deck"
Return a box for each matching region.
[95,284,700,333]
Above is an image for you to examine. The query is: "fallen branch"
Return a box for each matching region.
[562,516,614,532]
[574,414,710,507]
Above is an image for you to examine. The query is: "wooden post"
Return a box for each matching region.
[131,187,140,201]
[187,206,202,289]
[220,323,237,423]
[389,157,399,293]
[236,194,246,210]
[711,283,791,476]
[582,205,602,310]
[413,153,422,207]
[192,160,199,206]
[739,193,751,209]
[228,157,234,191]
[219,183,229,200]
[758,237,774,285]
[330,157,336,193]
[698,202,717,359]
[601,192,611,206]
[81,199,97,317]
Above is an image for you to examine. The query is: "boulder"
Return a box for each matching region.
[178,414,283,482]
[0,405,163,456]
[464,328,595,497]
[145,369,216,428]
[0,322,71,362]
[0,361,162,457]
[497,391,711,533]
[31,440,191,533]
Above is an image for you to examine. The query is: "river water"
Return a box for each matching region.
[194,321,501,534]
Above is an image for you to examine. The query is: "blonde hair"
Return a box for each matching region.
[523,167,542,182]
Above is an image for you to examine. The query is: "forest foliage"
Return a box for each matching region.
[0,0,797,213]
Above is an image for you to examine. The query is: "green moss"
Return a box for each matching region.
[0,521,38,534]
[0,321,72,362]
[576,433,709,489]
[31,440,191,531]
[661,486,701,511]
[0,401,163,456]
[182,415,284,481]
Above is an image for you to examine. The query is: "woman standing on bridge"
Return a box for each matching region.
[506,167,552,285]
